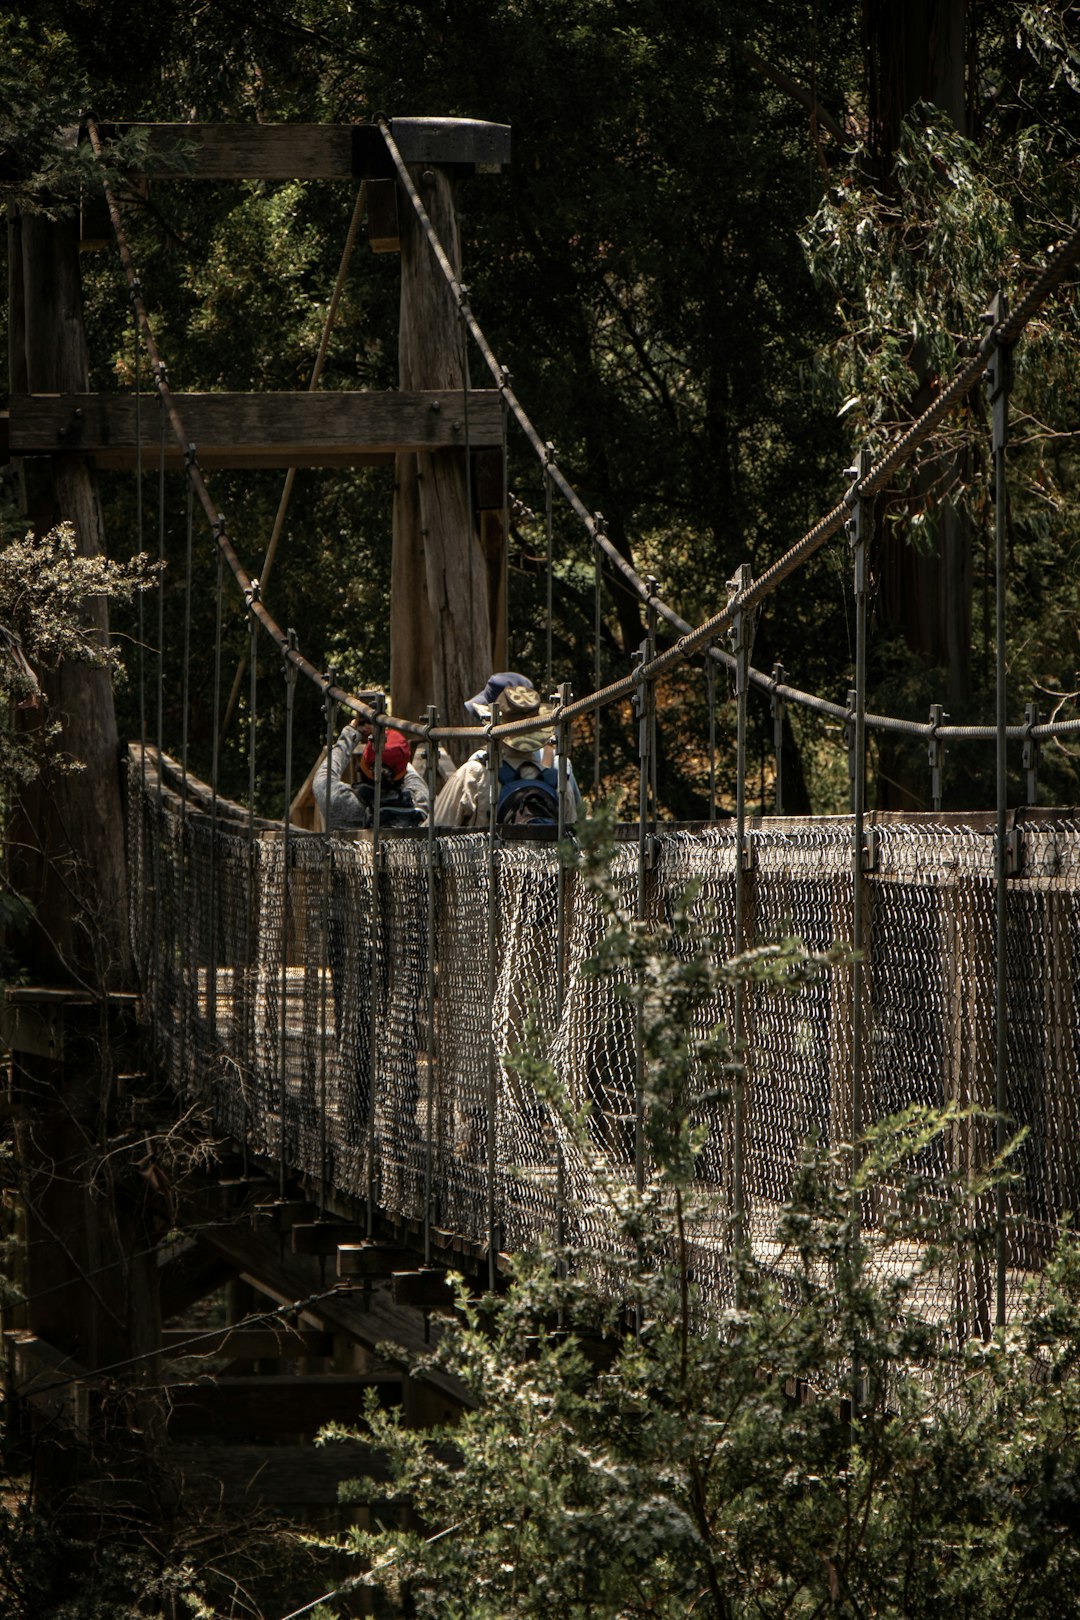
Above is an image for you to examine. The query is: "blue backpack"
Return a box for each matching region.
[496,759,560,825]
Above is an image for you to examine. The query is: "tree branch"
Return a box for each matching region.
[735,43,849,145]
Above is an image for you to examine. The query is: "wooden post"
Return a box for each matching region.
[7,210,130,988]
[5,208,163,1496]
[389,120,509,744]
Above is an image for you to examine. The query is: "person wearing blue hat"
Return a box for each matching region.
[434,683,581,828]
[463,671,534,723]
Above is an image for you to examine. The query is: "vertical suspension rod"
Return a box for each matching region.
[593,513,605,799]
[987,292,1012,1330]
[278,628,299,1202]
[846,451,871,1173]
[706,647,717,824]
[554,683,571,1258]
[243,588,259,1173]
[846,449,872,1427]
[633,644,649,1203]
[423,706,439,1267]
[728,565,755,1262]
[318,673,337,1215]
[485,728,500,1290]
[208,544,224,1046]
[367,710,386,1236]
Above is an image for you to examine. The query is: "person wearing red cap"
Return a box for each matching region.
[312,716,429,830]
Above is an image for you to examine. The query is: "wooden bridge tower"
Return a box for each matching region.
[2,115,508,1514]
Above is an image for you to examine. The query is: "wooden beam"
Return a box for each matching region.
[161,1327,334,1361]
[196,1217,472,1411]
[159,1239,238,1322]
[291,1222,368,1257]
[252,1199,317,1233]
[4,1330,90,1434]
[366,178,401,252]
[91,119,509,182]
[337,1244,419,1279]
[165,1372,403,1436]
[7,390,503,470]
[166,1439,459,1506]
[96,122,359,181]
[392,1269,457,1313]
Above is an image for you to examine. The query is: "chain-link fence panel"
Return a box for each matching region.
[128,752,1080,1333]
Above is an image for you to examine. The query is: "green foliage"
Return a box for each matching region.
[803,106,1018,442]
[0,522,157,791]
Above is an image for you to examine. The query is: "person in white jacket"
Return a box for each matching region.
[433,684,580,829]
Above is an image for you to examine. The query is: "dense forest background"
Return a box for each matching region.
[4,0,1079,819]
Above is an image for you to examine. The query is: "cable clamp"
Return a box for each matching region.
[185,442,198,469]
[999,825,1023,878]
[861,827,881,873]
[770,663,787,723]
[283,649,299,690]
[244,578,261,609]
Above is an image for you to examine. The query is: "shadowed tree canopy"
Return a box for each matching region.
[3,0,1078,817]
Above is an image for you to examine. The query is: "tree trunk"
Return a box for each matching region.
[6,209,163,1503]
[868,0,974,805]
[8,209,130,989]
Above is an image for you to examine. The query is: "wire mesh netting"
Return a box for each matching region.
[129,750,1080,1338]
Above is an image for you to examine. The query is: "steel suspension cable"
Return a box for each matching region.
[381,108,1080,739]
[220,180,369,740]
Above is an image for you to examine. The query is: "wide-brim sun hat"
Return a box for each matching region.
[496,684,553,755]
[464,670,532,722]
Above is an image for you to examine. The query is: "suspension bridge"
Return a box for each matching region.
[9,115,1080,1426]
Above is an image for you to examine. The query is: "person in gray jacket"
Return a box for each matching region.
[313,719,429,830]
[311,719,427,1134]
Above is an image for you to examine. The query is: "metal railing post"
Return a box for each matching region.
[928,703,947,813]
[1023,701,1040,807]
[242,581,260,1165]
[646,577,659,816]
[545,443,556,697]
[771,663,786,816]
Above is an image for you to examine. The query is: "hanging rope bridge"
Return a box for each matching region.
[80,117,1080,1338]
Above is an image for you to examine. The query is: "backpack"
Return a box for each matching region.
[496,759,560,826]
[352,780,426,828]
